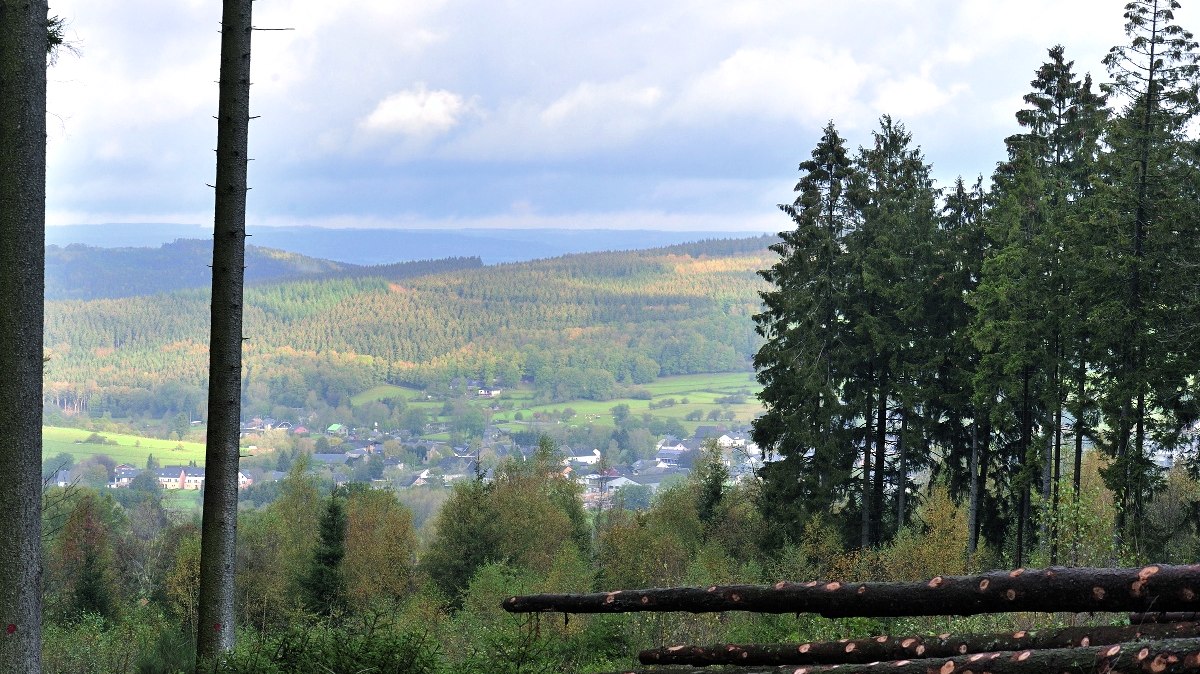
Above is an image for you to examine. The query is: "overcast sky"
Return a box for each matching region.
[45,1,1151,232]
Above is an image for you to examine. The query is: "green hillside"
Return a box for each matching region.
[45,238,483,300]
[44,236,774,422]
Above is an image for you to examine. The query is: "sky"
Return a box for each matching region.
[45,0,1149,232]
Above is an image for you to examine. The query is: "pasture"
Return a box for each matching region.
[42,426,207,467]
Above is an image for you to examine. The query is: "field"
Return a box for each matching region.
[42,426,207,467]
[345,373,763,440]
[490,372,762,435]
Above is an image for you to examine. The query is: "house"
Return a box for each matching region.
[311,453,350,465]
[655,447,688,468]
[155,465,252,490]
[566,449,603,466]
[111,464,140,487]
[326,423,348,436]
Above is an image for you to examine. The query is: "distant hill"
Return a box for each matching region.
[47,223,769,265]
[44,236,776,418]
[45,239,482,300]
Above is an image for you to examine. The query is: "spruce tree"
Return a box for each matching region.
[845,116,940,545]
[301,493,348,617]
[1096,0,1200,539]
[753,121,860,546]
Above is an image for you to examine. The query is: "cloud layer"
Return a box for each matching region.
[46,0,1143,231]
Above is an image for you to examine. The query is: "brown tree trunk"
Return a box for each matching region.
[609,637,1200,674]
[0,1,47,670]
[503,564,1200,617]
[871,367,888,546]
[196,0,253,664]
[639,621,1200,667]
[967,422,979,557]
[1131,612,1200,624]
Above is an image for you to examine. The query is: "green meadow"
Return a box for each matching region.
[490,372,762,434]
[42,426,207,467]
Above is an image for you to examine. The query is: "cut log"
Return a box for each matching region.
[639,621,1200,666]
[600,635,1200,673]
[1132,612,1200,624]
[502,564,1200,617]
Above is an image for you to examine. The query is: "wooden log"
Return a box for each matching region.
[600,636,1200,673]
[639,621,1200,666]
[1132,612,1200,624]
[502,564,1200,617]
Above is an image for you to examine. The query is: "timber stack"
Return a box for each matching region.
[502,564,1200,673]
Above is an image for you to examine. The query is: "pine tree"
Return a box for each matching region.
[753,122,861,546]
[1096,0,1200,540]
[845,115,940,546]
[301,494,347,617]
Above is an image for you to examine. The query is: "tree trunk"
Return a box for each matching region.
[1131,612,1200,624]
[502,564,1200,617]
[967,422,979,558]
[0,1,47,670]
[1051,357,1062,564]
[639,621,1200,667]
[871,366,888,546]
[1074,351,1086,565]
[196,0,253,664]
[861,368,874,549]
[609,637,1200,674]
[896,412,907,530]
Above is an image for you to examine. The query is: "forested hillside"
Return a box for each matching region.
[43,236,773,420]
[45,239,483,300]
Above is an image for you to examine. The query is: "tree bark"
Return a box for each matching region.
[606,637,1200,674]
[871,367,888,546]
[196,0,253,664]
[639,621,1200,667]
[1131,613,1200,624]
[0,1,47,670]
[502,564,1200,617]
[967,422,979,557]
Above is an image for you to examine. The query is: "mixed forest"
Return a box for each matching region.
[5,0,1200,673]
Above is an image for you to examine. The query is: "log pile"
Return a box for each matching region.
[503,564,1200,617]
[500,564,1200,673]
[639,621,1200,667]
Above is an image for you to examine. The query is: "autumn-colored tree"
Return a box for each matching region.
[343,487,418,609]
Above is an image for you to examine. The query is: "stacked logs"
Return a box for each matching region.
[501,564,1200,674]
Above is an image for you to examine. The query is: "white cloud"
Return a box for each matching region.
[672,43,877,127]
[872,76,968,120]
[541,81,663,126]
[361,84,469,136]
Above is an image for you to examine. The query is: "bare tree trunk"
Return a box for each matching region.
[895,412,907,530]
[196,0,253,664]
[503,564,1200,617]
[0,1,47,670]
[861,370,873,549]
[964,428,978,546]
[871,367,888,546]
[640,621,1200,667]
[614,637,1200,674]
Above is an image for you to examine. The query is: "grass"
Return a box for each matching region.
[161,489,203,515]
[42,426,207,467]
[350,384,420,406]
[488,372,763,435]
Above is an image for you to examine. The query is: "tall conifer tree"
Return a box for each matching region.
[754,122,860,546]
[1097,0,1200,539]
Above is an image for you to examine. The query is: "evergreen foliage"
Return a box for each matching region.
[300,493,348,617]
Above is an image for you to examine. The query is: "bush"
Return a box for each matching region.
[219,622,438,674]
